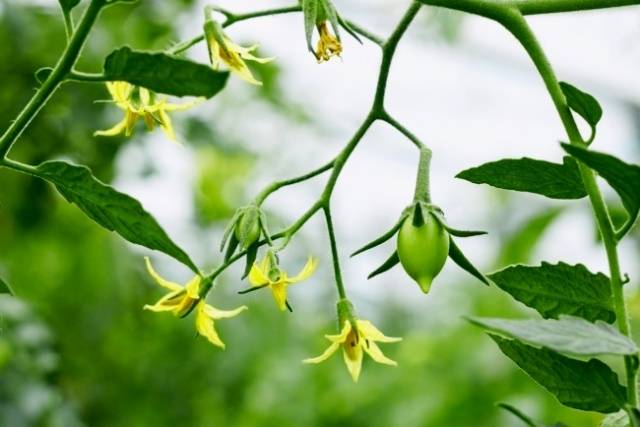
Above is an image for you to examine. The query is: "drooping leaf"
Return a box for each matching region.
[368,251,400,279]
[103,47,229,98]
[559,82,603,130]
[488,262,614,323]
[0,277,14,295]
[31,161,197,272]
[456,157,586,200]
[58,0,81,12]
[448,238,490,286]
[562,144,640,237]
[492,336,627,414]
[470,315,636,358]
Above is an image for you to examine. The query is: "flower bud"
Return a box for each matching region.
[234,205,262,250]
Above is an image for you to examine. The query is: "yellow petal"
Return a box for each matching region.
[162,98,202,112]
[363,340,398,366]
[94,116,128,137]
[270,282,288,311]
[184,275,201,299]
[287,256,317,284]
[303,341,340,364]
[124,109,139,136]
[195,301,226,348]
[203,304,247,319]
[144,257,182,291]
[248,262,270,286]
[325,321,351,343]
[157,109,176,141]
[143,290,184,313]
[357,320,402,343]
[342,344,363,382]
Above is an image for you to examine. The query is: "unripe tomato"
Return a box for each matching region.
[234,211,261,249]
[396,212,449,293]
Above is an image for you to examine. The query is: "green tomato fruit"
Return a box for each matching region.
[396,212,449,293]
[234,211,261,249]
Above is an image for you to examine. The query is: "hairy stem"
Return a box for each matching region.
[0,0,105,159]
[499,8,637,406]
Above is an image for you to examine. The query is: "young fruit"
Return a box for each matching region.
[396,211,449,293]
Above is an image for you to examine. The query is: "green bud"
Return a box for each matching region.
[234,205,262,250]
[336,298,357,329]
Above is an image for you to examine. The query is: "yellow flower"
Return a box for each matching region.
[315,21,342,63]
[247,255,317,311]
[143,257,247,348]
[95,81,196,141]
[303,319,401,382]
[206,30,274,86]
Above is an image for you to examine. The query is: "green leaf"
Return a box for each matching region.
[0,277,14,295]
[33,161,197,272]
[492,336,627,413]
[368,251,400,279]
[470,315,637,358]
[242,243,259,280]
[562,144,640,237]
[488,262,614,323]
[600,411,629,427]
[456,157,586,200]
[103,47,229,98]
[448,238,491,286]
[560,82,603,130]
[58,0,82,12]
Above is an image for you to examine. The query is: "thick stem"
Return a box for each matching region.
[419,0,638,17]
[500,8,637,406]
[0,0,105,159]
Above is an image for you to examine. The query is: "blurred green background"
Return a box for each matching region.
[1,1,639,426]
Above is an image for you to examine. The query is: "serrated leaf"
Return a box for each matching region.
[58,0,81,12]
[560,82,603,129]
[0,277,14,295]
[488,262,614,323]
[492,336,627,413]
[470,315,637,358]
[562,144,640,237]
[103,47,229,98]
[32,161,197,272]
[368,251,400,279]
[448,238,490,285]
[456,157,586,200]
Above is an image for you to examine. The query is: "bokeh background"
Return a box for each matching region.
[1,0,640,426]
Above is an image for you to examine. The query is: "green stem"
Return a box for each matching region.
[323,206,347,299]
[419,0,638,17]
[254,159,335,205]
[62,9,74,41]
[499,8,637,406]
[413,147,433,203]
[381,112,425,149]
[0,0,105,159]
[67,70,107,82]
